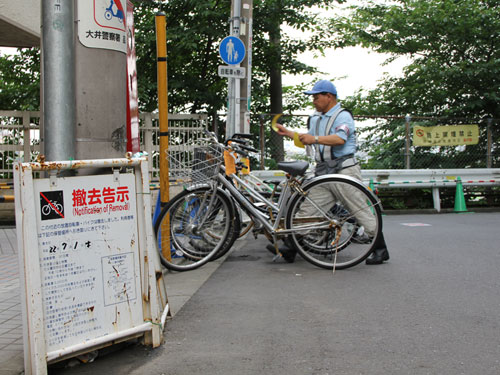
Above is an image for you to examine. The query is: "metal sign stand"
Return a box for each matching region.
[13,157,168,375]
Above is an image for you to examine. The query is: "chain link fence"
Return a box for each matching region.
[251,114,500,171]
[1,110,499,211]
[246,113,500,211]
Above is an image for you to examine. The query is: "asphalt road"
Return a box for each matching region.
[51,212,500,375]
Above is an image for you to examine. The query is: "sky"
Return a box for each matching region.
[1,1,411,111]
[281,0,411,100]
[1,0,410,100]
[283,46,410,100]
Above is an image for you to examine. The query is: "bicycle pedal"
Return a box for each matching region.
[253,221,263,230]
[272,254,282,262]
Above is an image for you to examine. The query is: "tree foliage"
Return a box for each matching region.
[0,1,337,116]
[332,0,500,168]
[0,48,40,111]
[133,0,338,117]
[130,0,339,162]
[132,0,231,113]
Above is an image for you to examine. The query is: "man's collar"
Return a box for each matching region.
[314,103,341,117]
[324,103,341,116]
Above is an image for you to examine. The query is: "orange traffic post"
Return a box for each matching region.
[155,12,171,260]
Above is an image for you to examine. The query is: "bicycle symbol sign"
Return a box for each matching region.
[40,191,65,221]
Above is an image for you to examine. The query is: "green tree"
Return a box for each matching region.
[0,48,40,111]
[333,0,500,168]
[132,0,231,114]
[0,1,339,146]
[252,0,338,161]
[132,0,339,146]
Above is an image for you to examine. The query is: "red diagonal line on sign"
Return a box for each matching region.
[40,192,65,219]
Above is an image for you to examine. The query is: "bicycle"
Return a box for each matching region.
[41,200,64,216]
[154,131,383,272]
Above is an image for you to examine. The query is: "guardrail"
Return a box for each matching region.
[251,168,500,212]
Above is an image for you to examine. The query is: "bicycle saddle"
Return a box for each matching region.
[277,161,309,177]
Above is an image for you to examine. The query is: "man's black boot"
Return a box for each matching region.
[365,233,389,265]
[366,247,389,265]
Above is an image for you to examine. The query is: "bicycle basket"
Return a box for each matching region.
[168,144,224,186]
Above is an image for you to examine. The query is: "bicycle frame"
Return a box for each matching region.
[216,168,335,238]
[156,130,386,271]
[237,173,277,194]
[180,132,352,240]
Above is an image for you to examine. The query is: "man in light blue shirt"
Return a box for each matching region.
[272,79,390,265]
[307,102,357,160]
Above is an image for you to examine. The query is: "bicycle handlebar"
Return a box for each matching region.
[237,143,259,153]
[232,133,253,140]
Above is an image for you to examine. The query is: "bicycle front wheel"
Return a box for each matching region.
[286,175,383,270]
[154,187,235,272]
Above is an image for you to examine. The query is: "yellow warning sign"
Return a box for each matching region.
[413,125,479,146]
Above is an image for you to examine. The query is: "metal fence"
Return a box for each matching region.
[0,110,209,182]
[255,113,500,170]
[139,112,209,181]
[1,110,499,183]
[0,110,42,180]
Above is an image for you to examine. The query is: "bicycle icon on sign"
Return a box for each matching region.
[104,0,125,24]
[41,200,64,217]
[40,191,65,221]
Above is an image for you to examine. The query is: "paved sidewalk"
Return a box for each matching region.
[0,226,234,375]
[0,228,23,375]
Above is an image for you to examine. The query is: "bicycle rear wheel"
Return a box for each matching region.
[286,175,383,270]
[154,187,236,271]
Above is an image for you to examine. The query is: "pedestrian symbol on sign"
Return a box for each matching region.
[219,36,245,66]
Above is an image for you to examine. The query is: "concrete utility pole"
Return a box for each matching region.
[238,0,253,134]
[226,0,240,139]
[74,0,127,161]
[226,0,253,138]
[41,0,75,162]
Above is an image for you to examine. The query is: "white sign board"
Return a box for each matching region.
[78,0,127,53]
[218,65,246,79]
[36,173,142,351]
[14,158,168,375]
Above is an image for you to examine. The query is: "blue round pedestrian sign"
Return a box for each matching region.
[219,36,246,65]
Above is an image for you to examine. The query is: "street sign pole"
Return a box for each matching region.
[227,0,241,139]
[219,33,245,139]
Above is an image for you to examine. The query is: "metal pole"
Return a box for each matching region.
[233,0,241,136]
[259,115,265,169]
[226,0,242,139]
[226,78,235,139]
[405,114,411,169]
[41,0,75,162]
[486,118,492,168]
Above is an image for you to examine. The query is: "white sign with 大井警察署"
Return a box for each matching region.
[78,0,127,53]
